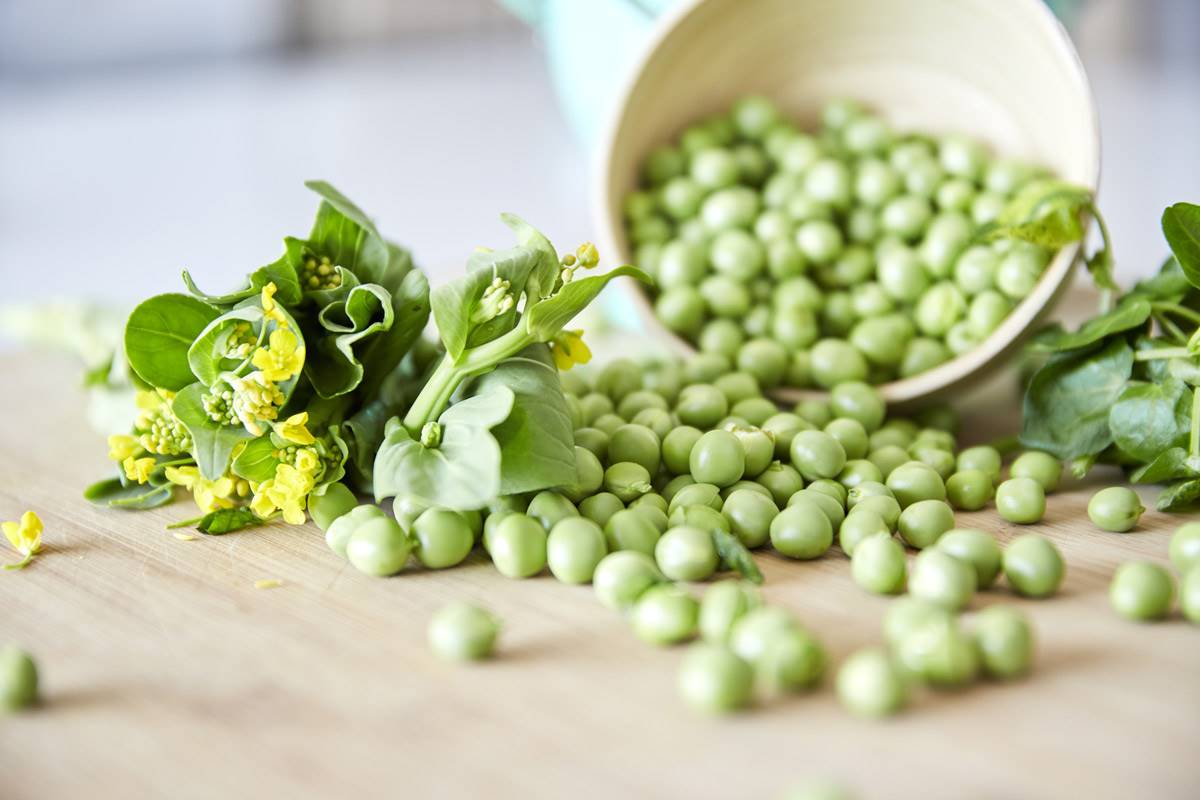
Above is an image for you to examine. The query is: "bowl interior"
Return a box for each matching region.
[595,0,1099,405]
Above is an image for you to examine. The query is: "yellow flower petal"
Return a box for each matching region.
[3,511,43,557]
[107,434,142,462]
[274,411,316,445]
[122,456,157,485]
[254,578,284,590]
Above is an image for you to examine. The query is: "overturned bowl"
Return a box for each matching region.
[594,0,1099,407]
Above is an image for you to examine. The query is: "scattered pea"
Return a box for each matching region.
[699,580,762,644]
[677,643,754,714]
[547,517,608,584]
[632,584,700,645]
[908,548,976,610]
[656,525,720,581]
[594,551,665,610]
[0,646,38,711]
[428,603,499,662]
[897,499,955,549]
[935,528,1002,588]
[1088,486,1144,533]
[836,648,908,718]
[851,533,907,594]
[1009,451,1062,492]
[972,606,1034,679]
[995,477,1046,524]
[1110,562,1175,622]
[488,513,548,578]
[1171,523,1200,574]
[1003,534,1064,598]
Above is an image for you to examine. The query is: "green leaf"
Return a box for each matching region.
[1019,337,1134,460]
[194,508,265,535]
[982,179,1091,248]
[1108,377,1192,463]
[172,383,255,480]
[305,283,394,398]
[124,294,220,390]
[356,269,431,400]
[182,237,304,308]
[1029,298,1151,354]
[303,180,401,291]
[431,246,540,360]
[231,436,280,483]
[84,476,175,509]
[500,213,560,302]
[1157,478,1200,512]
[465,345,577,495]
[186,306,262,387]
[525,265,651,342]
[439,385,516,429]
[711,528,764,584]
[372,422,499,510]
[1162,202,1200,290]
[1129,447,1200,484]
[1129,256,1190,301]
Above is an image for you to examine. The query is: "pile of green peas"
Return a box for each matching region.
[623,95,1055,389]
[1107,522,1200,624]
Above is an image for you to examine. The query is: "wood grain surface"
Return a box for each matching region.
[1,348,1198,800]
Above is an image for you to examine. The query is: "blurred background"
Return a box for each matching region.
[0,0,1197,321]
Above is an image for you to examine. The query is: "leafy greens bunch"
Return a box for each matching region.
[85,181,646,531]
[1009,197,1200,511]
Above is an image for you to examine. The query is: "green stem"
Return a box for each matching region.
[1134,346,1191,362]
[3,553,34,571]
[1152,302,1200,327]
[1190,387,1200,462]
[1154,313,1189,345]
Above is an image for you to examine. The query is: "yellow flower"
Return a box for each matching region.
[3,511,43,558]
[250,463,314,525]
[229,371,285,436]
[261,281,289,327]
[122,456,157,484]
[251,328,305,383]
[549,329,592,371]
[164,466,236,513]
[273,412,316,445]
[107,434,142,462]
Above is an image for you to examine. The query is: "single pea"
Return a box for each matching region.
[729,397,779,428]
[836,648,908,718]
[995,244,1048,299]
[838,459,883,490]
[604,462,654,503]
[1009,451,1062,493]
[393,494,432,529]
[829,382,886,432]
[846,480,893,507]
[573,427,609,462]
[912,447,955,481]
[839,509,890,556]
[882,596,952,648]
[427,603,499,662]
[632,584,700,645]
[819,291,858,337]
[1182,566,1200,625]
[412,509,474,569]
[631,408,675,442]
[1003,534,1065,598]
[660,176,705,220]
[946,469,995,511]
[677,643,754,715]
[935,528,1002,589]
[643,143,685,185]
[593,551,665,611]
[790,430,848,482]
[852,533,907,595]
[848,495,902,531]
[771,307,820,350]
[908,548,976,610]
[880,194,932,240]
[757,626,826,694]
[559,445,605,503]
[869,427,911,452]
[911,428,957,452]
[609,424,662,476]
[629,491,668,514]
[721,480,774,503]
[966,290,1012,339]
[770,501,834,559]
[632,504,670,535]
[1110,562,1175,622]
[656,239,707,289]
[973,606,1035,680]
[661,425,703,476]
[489,513,548,579]
[793,398,833,428]
[762,412,816,453]
[617,389,669,421]
[710,228,765,279]
[727,425,776,477]
[527,490,580,531]
[699,318,746,359]
[1170,522,1200,573]
[793,487,846,531]
[669,504,731,538]
[737,338,789,389]
[895,616,979,688]
[886,461,946,507]
[578,492,624,528]
[592,413,627,437]
[326,504,385,559]
[655,286,706,337]
[728,606,797,664]
[756,461,806,507]
[687,430,746,489]
[876,244,928,303]
[547,517,608,584]
[0,646,38,711]
[995,477,1046,525]
[346,516,412,577]
[1087,486,1144,533]
[722,488,778,549]
[868,445,911,480]
[668,482,723,515]
[809,338,869,388]
[713,371,761,406]
[309,482,358,531]
[675,384,729,429]
[956,446,1002,483]
[656,525,720,582]
[899,336,951,377]
[699,580,762,644]
[897,499,955,550]
[690,146,739,189]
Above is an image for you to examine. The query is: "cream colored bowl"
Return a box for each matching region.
[594,0,1099,406]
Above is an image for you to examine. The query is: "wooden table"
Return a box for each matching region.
[1,350,1197,800]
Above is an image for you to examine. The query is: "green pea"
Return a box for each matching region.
[899,337,951,379]
[792,487,846,531]
[838,459,883,490]
[689,429,746,488]
[661,176,705,220]
[721,480,774,504]
[839,509,891,556]
[1003,534,1064,598]
[770,501,833,559]
[829,382,886,432]
[604,461,653,503]
[729,397,779,428]
[578,492,624,527]
[819,291,858,336]
[793,398,833,427]
[655,525,720,582]
[882,596,952,648]
[908,548,976,610]
[655,287,706,336]
[579,392,615,425]
[346,516,412,576]
[632,504,670,536]
[757,626,826,694]
[393,494,431,529]
[594,551,665,611]
[308,482,357,532]
[973,606,1035,680]
[617,389,668,421]
[790,430,848,482]
[0,646,38,711]
[836,648,908,718]
[1110,562,1175,622]
[868,445,911,479]
[326,504,384,558]
[995,244,1048,299]
[824,418,869,461]
[699,580,762,644]
[723,426,772,478]
[527,490,580,531]
[660,425,702,476]
[995,477,1046,524]
[629,492,668,514]
[946,469,995,511]
[632,584,700,645]
[852,533,907,594]
[848,494,902,531]
[967,290,1012,338]
[876,245,928,303]
[721,488,778,549]
[690,146,739,189]
[1009,451,1062,493]
[705,193,762,240]
[630,408,675,442]
[713,371,761,406]
[668,482,721,515]
[1170,522,1200,573]
[895,616,979,687]
[574,427,609,462]
[559,446,605,503]
[757,461,806,507]
[482,510,513,553]
[809,338,868,388]
[677,643,754,714]
[428,603,499,662]
[1087,486,1144,533]
[911,446,955,481]
[736,338,789,389]
[669,504,730,537]
[675,384,729,429]
[1182,567,1200,625]
[880,194,932,240]
[547,517,608,584]
[643,144,685,185]
[609,424,662,476]
[886,461,946,508]
[897,499,955,549]
[728,606,797,664]
[935,528,1002,589]
[955,446,1002,482]
[412,509,474,569]
[847,480,892,507]
[488,513,548,578]
[699,318,746,359]
[912,428,957,451]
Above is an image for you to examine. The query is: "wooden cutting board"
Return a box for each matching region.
[1,349,1196,800]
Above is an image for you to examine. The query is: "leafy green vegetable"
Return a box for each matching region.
[124,294,220,390]
[1029,298,1151,354]
[1156,478,1200,512]
[84,476,175,509]
[195,508,265,534]
[1129,447,1199,484]
[172,382,255,479]
[525,265,649,341]
[431,246,538,361]
[1108,377,1192,462]
[183,238,304,308]
[1162,203,1200,289]
[231,436,281,483]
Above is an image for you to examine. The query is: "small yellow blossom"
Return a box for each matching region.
[107,434,142,462]
[229,371,285,436]
[251,328,305,383]
[549,329,592,371]
[293,447,320,474]
[165,466,236,513]
[272,412,316,445]
[254,578,284,590]
[3,510,43,570]
[261,281,289,327]
[122,456,157,484]
[250,463,314,525]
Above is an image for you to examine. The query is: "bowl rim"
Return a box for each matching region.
[592,0,1101,407]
